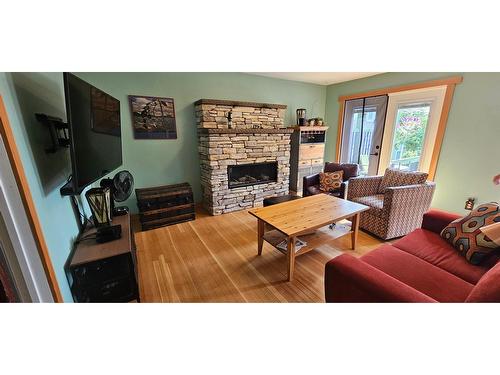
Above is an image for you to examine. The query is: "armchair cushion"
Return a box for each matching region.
[378,168,428,193]
[351,194,385,217]
[347,175,383,199]
[319,171,343,192]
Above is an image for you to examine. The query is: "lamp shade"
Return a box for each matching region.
[480,222,500,247]
[85,187,111,227]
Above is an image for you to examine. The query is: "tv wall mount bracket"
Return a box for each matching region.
[35,113,70,153]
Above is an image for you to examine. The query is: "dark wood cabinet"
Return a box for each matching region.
[66,213,139,302]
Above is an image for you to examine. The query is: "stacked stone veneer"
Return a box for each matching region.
[195,99,293,215]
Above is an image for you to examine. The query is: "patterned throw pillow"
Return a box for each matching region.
[379,168,428,193]
[319,171,343,192]
[441,202,500,265]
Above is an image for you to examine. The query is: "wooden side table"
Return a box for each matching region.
[66,213,139,302]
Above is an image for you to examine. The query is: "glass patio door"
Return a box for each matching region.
[339,95,388,176]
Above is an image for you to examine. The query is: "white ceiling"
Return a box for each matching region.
[245,72,383,86]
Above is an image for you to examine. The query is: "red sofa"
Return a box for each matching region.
[325,209,500,302]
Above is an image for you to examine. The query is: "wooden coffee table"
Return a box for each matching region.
[249,194,369,281]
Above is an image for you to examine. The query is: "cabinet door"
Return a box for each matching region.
[300,144,325,160]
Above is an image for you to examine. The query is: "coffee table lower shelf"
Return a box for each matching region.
[262,230,315,257]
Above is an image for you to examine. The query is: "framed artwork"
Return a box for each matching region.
[129,95,177,139]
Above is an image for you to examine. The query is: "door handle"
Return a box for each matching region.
[370,152,379,156]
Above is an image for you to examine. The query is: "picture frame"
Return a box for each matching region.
[129,95,177,139]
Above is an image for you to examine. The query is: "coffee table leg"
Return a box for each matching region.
[287,236,296,281]
[257,219,264,255]
[351,213,360,250]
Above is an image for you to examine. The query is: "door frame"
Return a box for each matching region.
[0,95,61,302]
[335,75,462,180]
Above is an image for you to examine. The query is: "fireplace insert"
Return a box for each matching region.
[228,162,278,188]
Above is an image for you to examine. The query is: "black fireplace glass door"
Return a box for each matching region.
[228,162,278,188]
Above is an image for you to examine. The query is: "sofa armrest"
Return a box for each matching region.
[302,174,320,196]
[324,254,436,302]
[421,209,462,234]
[346,175,383,199]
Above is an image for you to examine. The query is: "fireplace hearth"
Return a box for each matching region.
[228,162,278,188]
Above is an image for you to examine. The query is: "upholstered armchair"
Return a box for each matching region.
[347,169,436,240]
[302,162,359,198]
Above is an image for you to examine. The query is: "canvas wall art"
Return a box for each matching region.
[129,95,177,139]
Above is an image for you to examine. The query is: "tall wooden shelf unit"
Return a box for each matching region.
[289,126,328,195]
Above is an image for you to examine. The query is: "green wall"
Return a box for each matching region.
[1,72,325,301]
[325,72,500,214]
[77,72,326,211]
[0,72,76,301]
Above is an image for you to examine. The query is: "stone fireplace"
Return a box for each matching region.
[196,99,293,215]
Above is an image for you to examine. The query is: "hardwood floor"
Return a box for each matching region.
[133,207,385,302]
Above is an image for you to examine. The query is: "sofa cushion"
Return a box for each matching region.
[392,229,494,284]
[361,244,474,302]
[324,162,358,181]
[466,262,500,302]
[319,171,343,192]
[440,202,500,265]
[378,168,428,193]
[352,194,385,217]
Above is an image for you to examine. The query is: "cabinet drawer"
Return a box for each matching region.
[300,144,325,160]
[311,158,323,166]
[298,159,311,167]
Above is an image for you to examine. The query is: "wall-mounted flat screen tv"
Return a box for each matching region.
[62,72,122,195]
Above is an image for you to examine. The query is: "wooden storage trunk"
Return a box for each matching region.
[136,182,195,231]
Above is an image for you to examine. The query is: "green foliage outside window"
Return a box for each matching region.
[392,106,430,160]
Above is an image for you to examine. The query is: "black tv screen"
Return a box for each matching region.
[63,73,122,194]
